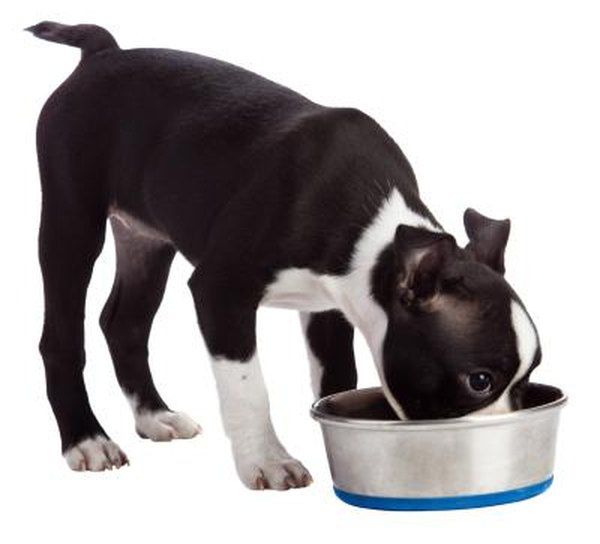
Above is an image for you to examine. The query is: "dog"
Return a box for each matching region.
[28,22,541,490]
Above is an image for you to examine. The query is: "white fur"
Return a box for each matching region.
[471,300,538,415]
[262,189,439,418]
[211,354,312,489]
[64,436,128,472]
[262,270,339,312]
[126,395,201,441]
[299,312,325,398]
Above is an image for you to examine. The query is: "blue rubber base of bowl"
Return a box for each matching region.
[334,476,553,511]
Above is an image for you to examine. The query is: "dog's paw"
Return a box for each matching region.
[64,436,129,472]
[236,455,313,490]
[135,410,202,441]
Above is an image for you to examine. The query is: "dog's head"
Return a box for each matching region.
[374,208,540,419]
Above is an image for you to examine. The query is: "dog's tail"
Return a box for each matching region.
[25,21,119,59]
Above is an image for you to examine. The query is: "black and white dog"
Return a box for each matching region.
[29,22,541,489]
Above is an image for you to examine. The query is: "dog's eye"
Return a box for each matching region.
[468,372,493,393]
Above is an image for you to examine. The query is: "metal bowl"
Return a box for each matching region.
[311,383,566,510]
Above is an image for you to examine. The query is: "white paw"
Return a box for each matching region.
[235,452,313,490]
[135,410,202,441]
[64,436,128,472]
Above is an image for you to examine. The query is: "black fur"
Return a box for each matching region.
[372,230,539,419]
[30,22,539,456]
[464,208,510,275]
[305,311,357,396]
[26,21,118,59]
[99,218,174,416]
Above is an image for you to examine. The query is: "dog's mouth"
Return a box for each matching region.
[383,395,487,421]
[379,381,552,420]
[369,373,559,420]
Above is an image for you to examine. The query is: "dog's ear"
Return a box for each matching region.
[463,208,510,275]
[394,226,456,307]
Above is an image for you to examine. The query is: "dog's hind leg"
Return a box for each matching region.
[39,193,128,471]
[100,216,201,441]
[300,310,357,399]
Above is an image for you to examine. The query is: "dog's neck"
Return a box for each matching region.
[262,188,440,417]
[336,189,441,323]
[327,190,441,417]
[265,188,440,329]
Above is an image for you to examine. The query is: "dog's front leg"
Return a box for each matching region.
[211,354,312,490]
[189,269,312,490]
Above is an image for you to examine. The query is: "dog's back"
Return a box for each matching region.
[31,22,419,267]
[32,22,325,247]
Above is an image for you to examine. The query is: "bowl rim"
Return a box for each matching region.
[310,385,567,431]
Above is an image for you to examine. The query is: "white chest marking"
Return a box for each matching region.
[261,269,338,312]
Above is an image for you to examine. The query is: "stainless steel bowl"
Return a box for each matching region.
[311,383,566,510]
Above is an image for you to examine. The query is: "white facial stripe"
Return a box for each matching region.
[511,300,538,384]
[471,299,538,415]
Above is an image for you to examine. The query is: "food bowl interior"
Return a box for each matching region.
[318,383,563,421]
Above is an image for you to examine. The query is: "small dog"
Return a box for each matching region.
[29,22,541,489]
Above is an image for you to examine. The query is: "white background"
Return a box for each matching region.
[1,1,598,542]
